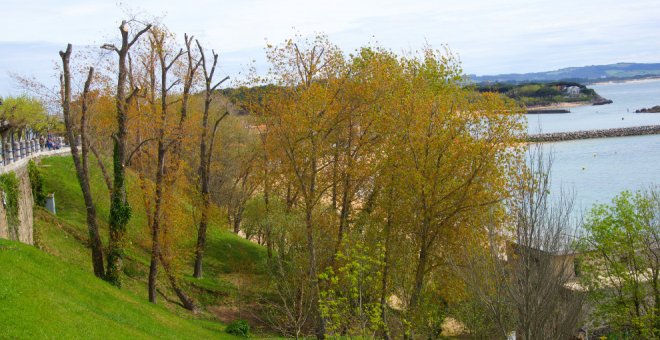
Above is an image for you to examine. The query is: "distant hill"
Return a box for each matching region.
[471,62,660,84]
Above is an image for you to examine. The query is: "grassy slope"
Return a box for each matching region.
[0,238,228,339]
[1,155,269,338]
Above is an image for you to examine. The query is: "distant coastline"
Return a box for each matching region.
[590,76,660,85]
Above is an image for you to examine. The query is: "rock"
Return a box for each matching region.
[635,105,660,113]
[592,98,613,105]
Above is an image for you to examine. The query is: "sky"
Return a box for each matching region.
[2,0,660,95]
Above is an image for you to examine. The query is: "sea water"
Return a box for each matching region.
[527,79,660,214]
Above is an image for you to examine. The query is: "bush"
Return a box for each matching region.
[226,319,250,337]
[0,172,20,237]
[28,160,46,206]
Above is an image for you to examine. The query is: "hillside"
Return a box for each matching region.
[1,155,269,338]
[471,62,660,84]
[0,238,233,339]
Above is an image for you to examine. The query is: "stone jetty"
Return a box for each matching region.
[527,125,660,142]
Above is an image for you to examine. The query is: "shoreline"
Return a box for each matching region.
[526,101,591,110]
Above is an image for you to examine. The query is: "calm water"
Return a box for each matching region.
[527,79,660,213]
[528,79,660,134]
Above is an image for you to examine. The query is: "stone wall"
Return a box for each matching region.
[0,148,70,245]
[0,164,34,244]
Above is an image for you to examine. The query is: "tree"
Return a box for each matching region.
[255,34,348,339]
[377,48,524,338]
[456,145,585,339]
[101,19,152,287]
[137,27,200,310]
[59,44,105,278]
[578,189,660,338]
[193,39,229,278]
[0,95,52,145]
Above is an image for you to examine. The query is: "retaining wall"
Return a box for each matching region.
[0,147,70,245]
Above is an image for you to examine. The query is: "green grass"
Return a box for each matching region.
[0,238,232,339]
[1,155,271,338]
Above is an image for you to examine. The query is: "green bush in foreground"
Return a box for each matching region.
[226,319,250,337]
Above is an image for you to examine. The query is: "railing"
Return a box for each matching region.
[0,137,70,174]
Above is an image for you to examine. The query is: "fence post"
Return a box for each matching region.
[4,142,12,164]
[13,141,19,160]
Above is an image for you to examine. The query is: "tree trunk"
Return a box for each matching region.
[193,196,210,278]
[148,145,166,302]
[160,252,198,312]
[104,21,151,287]
[59,45,105,279]
[409,239,429,310]
[193,42,228,278]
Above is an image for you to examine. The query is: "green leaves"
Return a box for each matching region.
[578,189,660,337]
[0,95,50,134]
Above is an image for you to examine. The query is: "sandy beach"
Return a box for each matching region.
[527,101,591,110]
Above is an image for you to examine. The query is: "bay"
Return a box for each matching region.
[526,79,660,213]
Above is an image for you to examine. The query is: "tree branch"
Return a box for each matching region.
[126,138,158,166]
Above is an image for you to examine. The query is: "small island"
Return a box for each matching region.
[635,105,660,113]
[475,81,612,113]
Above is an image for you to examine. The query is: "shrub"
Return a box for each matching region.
[28,160,46,206]
[0,172,20,238]
[225,319,250,337]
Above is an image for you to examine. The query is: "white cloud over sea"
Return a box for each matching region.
[2,0,660,94]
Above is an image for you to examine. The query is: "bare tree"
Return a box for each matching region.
[457,145,585,339]
[101,19,152,287]
[144,29,200,311]
[59,44,105,278]
[193,40,229,278]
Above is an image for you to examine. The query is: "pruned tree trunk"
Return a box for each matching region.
[193,40,229,278]
[59,44,105,279]
[102,20,152,287]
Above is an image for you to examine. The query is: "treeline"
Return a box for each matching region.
[38,17,659,339]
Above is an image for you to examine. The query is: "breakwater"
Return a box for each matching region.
[527,125,660,142]
[526,109,570,114]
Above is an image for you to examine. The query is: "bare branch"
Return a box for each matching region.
[211,76,230,91]
[101,44,119,53]
[126,138,158,166]
[128,24,153,49]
